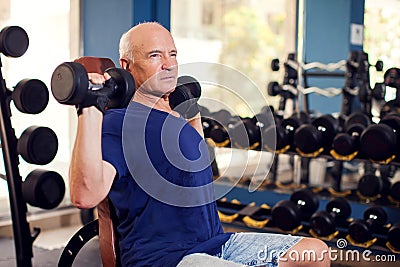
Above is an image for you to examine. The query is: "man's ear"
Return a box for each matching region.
[119,58,130,70]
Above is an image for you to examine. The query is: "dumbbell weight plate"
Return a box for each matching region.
[390,181,400,202]
[358,174,383,198]
[290,188,319,219]
[271,59,280,71]
[262,125,287,152]
[22,169,65,209]
[271,200,300,231]
[310,195,351,237]
[372,83,385,101]
[209,123,229,145]
[375,60,384,72]
[388,223,400,250]
[384,68,400,88]
[360,123,397,162]
[326,197,351,222]
[201,117,214,138]
[344,112,370,130]
[312,115,338,144]
[51,62,89,105]
[230,118,260,149]
[198,105,210,117]
[13,79,49,114]
[267,81,280,96]
[331,123,365,157]
[211,109,232,126]
[104,68,135,109]
[176,75,201,98]
[380,100,400,117]
[348,219,371,243]
[364,206,388,227]
[293,124,322,155]
[310,210,336,237]
[349,206,388,244]
[17,126,58,165]
[0,26,29,58]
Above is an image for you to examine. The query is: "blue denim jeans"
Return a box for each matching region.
[177,232,302,267]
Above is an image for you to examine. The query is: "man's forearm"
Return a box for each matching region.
[69,107,114,208]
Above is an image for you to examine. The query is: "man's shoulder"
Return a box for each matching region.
[102,108,127,132]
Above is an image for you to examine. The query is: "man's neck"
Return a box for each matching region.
[133,90,180,117]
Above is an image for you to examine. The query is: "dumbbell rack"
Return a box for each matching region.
[0,57,35,267]
[209,52,400,259]
[214,181,400,256]
[0,26,65,267]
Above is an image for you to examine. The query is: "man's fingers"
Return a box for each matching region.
[104,73,111,80]
[88,73,106,84]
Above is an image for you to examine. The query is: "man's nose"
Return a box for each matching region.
[162,57,177,70]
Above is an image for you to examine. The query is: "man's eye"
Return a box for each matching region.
[150,54,160,58]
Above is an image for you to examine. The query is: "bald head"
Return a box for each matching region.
[119,22,174,62]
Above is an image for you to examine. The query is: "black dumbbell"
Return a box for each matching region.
[271,59,280,71]
[380,100,400,118]
[229,117,261,149]
[22,169,65,209]
[360,113,400,162]
[294,114,339,157]
[384,68,400,90]
[229,108,276,150]
[389,181,400,203]
[357,174,391,199]
[267,81,281,96]
[199,105,213,137]
[310,197,351,237]
[372,82,386,101]
[331,112,370,160]
[51,61,135,113]
[10,79,49,114]
[348,206,388,244]
[207,109,239,147]
[263,111,310,153]
[169,75,201,119]
[271,188,319,231]
[0,26,29,58]
[16,126,58,165]
[231,107,276,150]
[207,109,231,145]
[387,222,400,251]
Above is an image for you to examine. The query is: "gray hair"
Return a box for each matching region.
[119,22,163,61]
[119,29,134,61]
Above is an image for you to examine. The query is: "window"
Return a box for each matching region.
[0,0,78,219]
[171,0,297,116]
[171,0,297,181]
[364,0,400,102]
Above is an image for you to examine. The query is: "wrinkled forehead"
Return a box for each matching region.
[131,27,176,55]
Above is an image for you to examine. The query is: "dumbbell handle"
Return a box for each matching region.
[286,59,347,72]
[87,79,116,97]
[76,78,117,115]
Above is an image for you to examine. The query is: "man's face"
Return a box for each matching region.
[130,28,178,97]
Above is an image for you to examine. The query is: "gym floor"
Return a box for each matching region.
[1,225,399,266]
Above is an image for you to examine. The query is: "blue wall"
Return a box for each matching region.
[81,0,171,65]
[302,0,364,114]
[82,0,133,64]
